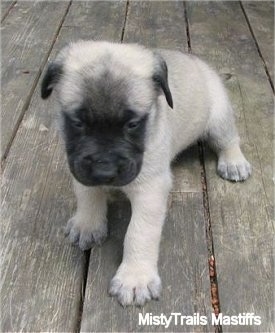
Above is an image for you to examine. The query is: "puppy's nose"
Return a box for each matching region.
[92,166,117,183]
[82,155,118,184]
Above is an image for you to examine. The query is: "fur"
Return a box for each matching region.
[41,41,251,306]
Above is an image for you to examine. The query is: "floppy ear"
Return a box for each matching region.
[41,62,63,99]
[153,54,173,109]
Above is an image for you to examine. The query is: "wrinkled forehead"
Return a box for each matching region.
[58,66,155,118]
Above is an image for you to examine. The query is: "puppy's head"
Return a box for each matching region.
[41,41,173,187]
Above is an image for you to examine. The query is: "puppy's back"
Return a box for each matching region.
[156,49,229,156]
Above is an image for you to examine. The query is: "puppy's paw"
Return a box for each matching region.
[217,156,252,182]
[109,264,161,307]
[64,216,107,251]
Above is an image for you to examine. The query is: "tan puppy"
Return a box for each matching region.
[41,41,251,306]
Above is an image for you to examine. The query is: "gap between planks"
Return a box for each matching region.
[183,2,222,332]
[77,250,91,332]
[120,0,129,42]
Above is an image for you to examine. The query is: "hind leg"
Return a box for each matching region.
[207,102,251,182]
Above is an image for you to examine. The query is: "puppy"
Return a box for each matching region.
[41,41,251,306]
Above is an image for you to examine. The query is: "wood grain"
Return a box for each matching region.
[1,0,16,21]
[242,1,274,83]
[81,1,213,332]
[186,1,274,332]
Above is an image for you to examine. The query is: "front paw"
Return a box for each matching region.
[109,264,161,306]
[64,216,107,251]
[217,156,252,182]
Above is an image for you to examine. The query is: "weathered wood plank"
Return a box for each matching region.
[81,1,213,332]
[1,1,70,160]
[242,1,274,83]
[123,0,188,50]
[1,1,126,331]
[186,1,274,332]
[0,74,86,332]
[172,147,203,193]
[1,0,12,14]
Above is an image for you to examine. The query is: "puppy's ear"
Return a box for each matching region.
[41,62,63,99]
[153,53,173,109]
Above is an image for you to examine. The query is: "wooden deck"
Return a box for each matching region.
[1,1,274,332]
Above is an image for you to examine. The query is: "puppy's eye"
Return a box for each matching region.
[72,120,84,129]
[126,120,140,131]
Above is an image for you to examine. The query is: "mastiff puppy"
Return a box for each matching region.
[41,41,251,306]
